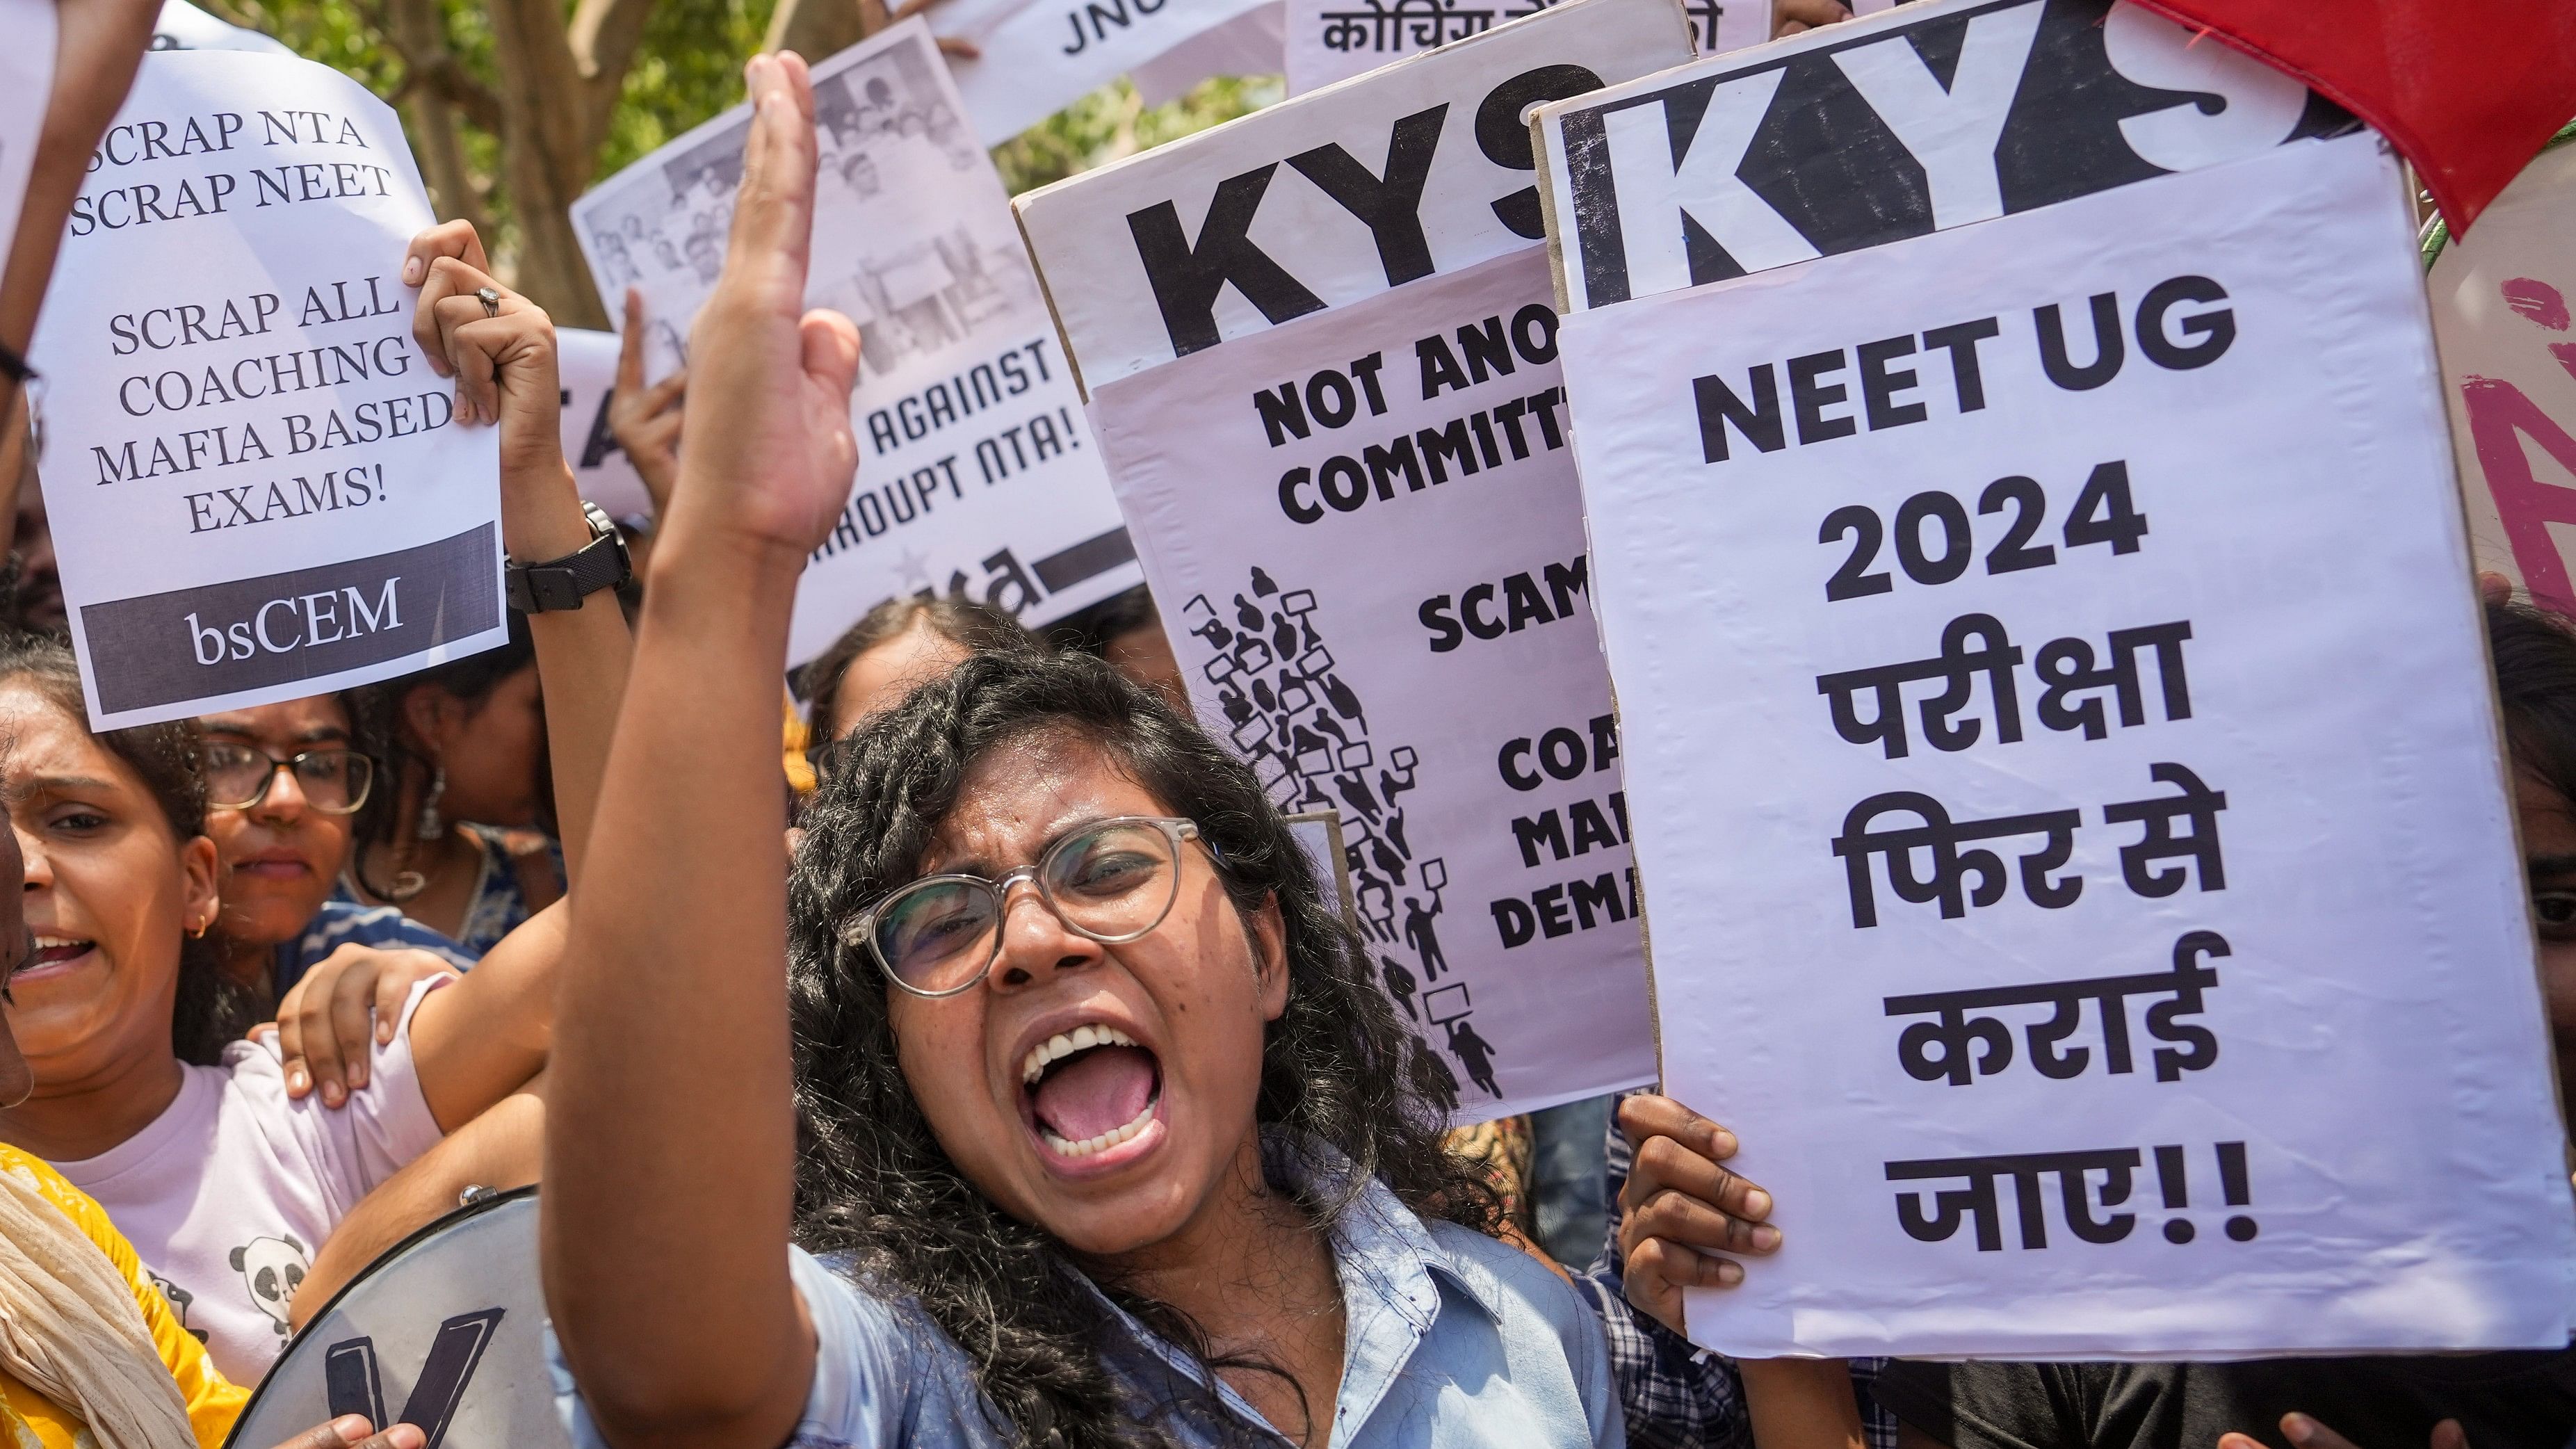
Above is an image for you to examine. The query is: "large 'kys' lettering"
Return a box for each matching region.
[1124,65,1603,357]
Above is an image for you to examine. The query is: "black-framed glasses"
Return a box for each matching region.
[845,816,1203,998]
[203,743,375,815]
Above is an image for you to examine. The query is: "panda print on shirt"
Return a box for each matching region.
[230,1234,309,1346]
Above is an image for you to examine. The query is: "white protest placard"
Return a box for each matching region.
[1016,0,1693,392]
[1532,0,2344,312]
[937,0,1279,144]
[572,21,1137,667]
[1560,131,2576,1357]
[1286,0,1765,97]
[29,51,503,730]
[0,0,56,289]
[2428,140,2576,613]
[1021,0,1692,1118]
[553,328,656,522]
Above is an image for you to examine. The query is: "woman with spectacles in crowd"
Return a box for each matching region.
[545,63,1619,1449]
[192,693,478,1110]
[198,697,469,988]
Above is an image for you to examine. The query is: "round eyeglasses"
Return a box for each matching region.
[204,743,375,815]
[846,816,1203,998]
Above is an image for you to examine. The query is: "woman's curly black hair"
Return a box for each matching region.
[786,649,1494,1448]
[0,631,248,1060]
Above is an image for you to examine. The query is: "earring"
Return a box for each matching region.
[188,914,211,939]
[415,763,446,842]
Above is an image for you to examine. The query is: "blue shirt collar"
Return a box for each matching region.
[1069,1131,1505,1443]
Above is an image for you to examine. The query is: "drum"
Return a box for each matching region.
[224,1189,567,1449]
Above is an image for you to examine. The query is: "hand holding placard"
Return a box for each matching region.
[402,221,594,566]
[1612,1094,1779,1340]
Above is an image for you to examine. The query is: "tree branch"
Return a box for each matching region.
[410,52,506,133]
[569,0,658,155]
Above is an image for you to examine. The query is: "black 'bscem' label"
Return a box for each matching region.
[81,524,500,714]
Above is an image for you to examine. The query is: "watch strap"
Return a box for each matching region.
[505,504,631,613]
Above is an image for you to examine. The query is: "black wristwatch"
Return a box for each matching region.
[505,502,631,613]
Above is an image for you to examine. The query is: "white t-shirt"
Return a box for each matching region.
[55,976,449,1384]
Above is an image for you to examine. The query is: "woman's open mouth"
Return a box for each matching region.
[1018,1023,1164,1167]
[16,936,97,981]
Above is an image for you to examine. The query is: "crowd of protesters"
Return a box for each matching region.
[0,3,2566,1449]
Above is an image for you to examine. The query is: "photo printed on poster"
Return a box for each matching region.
[574,22,1138,667]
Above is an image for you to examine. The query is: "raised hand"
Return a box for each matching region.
[609,289,686,517]
[661,51,861,564]
[1617,1093,1781,1338]
[404,220,592,560]
[0,0,162,373]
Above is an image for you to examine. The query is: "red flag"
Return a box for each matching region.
[2125,0,2576,233]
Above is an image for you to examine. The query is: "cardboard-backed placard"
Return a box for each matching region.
[0,0,56,291]
[2429,140,2576,613]
[1560,131,2576,1357]
[1530,0,2356,314]
[1283,0,1767,97]
[29,50,505,729]
[937,0,1281,145]
[1014,0,1695,394]
[1019,0,1690,1119]
[572,21,1139,669]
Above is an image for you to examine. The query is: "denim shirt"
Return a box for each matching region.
[553,1144,1623,1449]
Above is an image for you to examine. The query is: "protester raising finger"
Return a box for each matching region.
[544,52,1623,1449]
[0,0,162,416]
[608,289,686,519]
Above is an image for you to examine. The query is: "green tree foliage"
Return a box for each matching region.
[994,74,1282,195]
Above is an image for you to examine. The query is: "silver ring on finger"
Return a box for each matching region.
[476,286,501,317]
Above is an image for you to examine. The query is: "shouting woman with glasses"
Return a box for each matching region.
[546,58,1619,1449]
